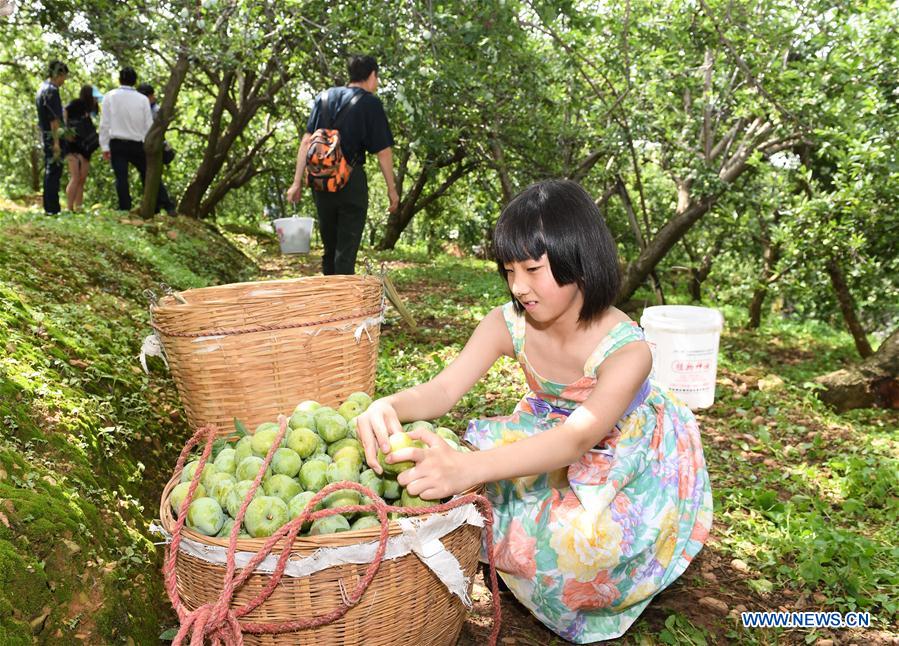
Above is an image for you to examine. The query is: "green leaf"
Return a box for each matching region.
[234,418,249,437]
[159,627,178,641]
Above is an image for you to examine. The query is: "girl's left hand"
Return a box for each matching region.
[389,429,472,500]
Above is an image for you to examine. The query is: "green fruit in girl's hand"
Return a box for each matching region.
[327,438,363,458]
[400,489,433,507]
[324,488,361,510]
[244,496,289,538]
[382,476,401,500]
[288,410,316,432]
[346,391,373,410]
[170,482,206,516]
[299,460,328,492]
[226,480,261,518]
[377,432,422,475]
[359,469,384,497]
[309,514,351,536]
[213,448,237,474]
[337,400,364,421]
[187,497,225,536]
[351,516,382,531]
[435,427,459,445]
[286,427,320,458]
[251,424,282,456]
[326,458,360,484]
[263,474,302,503]
[317,415,348,443]
[234,436,254,465]
[272,448,302,477]
[236,456,271,482]
[294,400,321,413]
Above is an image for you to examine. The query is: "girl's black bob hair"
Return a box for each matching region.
[493,179,621,322]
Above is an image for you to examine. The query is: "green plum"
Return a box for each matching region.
[244,496,289,538]
[326,438,363,459]
[187,497,225,536]
[346,391,373,410]
[226,480,261,518]
[181,460,217,489]
[294,400,321,414]
[382,476,401,500]
[434,427,460,446]
[400,488,433,507]
[337,399,363,421]
[326,458,360,484]
[324,488,361,510]
[299,460,328,492]
[359,469,384,497]
[316,414,348,443]
[234,436,254,465]
[377,432,423,475]
[263,474,302,503]
[236,456,271,482]
[309,514,351,536]
[350,516,382,531]
[287,491,319,530]
[208,473,237,507]
[170,481,206,516]
[213,447,238,474]
[286,427,320,458]
[251,423,282,456]
[288,410,317,432]
[271,448,302,477]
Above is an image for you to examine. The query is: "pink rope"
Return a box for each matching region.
[163,417,502,645]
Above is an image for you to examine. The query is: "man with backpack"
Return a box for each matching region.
[286,55,399,275]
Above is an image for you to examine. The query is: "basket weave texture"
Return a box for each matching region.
[160,476,483,646]
[151,276,383,436]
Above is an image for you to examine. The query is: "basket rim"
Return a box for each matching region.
[153,275,383,311]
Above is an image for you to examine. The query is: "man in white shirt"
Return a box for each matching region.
[99,67,175,214]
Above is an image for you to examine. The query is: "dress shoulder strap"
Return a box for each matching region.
[584,321,646,375]
[501,301,525,356]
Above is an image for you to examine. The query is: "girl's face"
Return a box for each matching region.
[503,254,582,323]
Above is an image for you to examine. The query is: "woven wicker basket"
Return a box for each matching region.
[151,276,383,436]
[160,476,483,645]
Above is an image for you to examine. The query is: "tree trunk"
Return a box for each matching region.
[140,52,190,219]
[815,327,899,411]
[748,220,780,328]
[825,258,873,358]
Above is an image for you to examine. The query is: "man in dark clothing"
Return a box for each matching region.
[36,60,69,214]
[286,55,398,275]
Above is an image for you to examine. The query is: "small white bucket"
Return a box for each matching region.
[273,216,314,254]
[640,305,724,409]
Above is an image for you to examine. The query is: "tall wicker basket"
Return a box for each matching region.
[159,476,483,645]
[151,276,383,436]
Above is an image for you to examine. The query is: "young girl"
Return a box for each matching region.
[356,179,713,643]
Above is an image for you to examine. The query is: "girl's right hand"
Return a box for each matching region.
[356,398,403,475]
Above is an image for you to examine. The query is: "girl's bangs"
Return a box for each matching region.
[493,208,546,264]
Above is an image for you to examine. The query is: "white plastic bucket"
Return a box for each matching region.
[640,305,724,409]
[273,216,314,254]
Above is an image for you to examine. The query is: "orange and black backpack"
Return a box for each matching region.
[305,89,364,192]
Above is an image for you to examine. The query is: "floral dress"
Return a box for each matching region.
[464,302,713,643]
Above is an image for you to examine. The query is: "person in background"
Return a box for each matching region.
[35,59,69,214]
[136,83,176,166]
[99,67,175,215]
[63,84,100,211]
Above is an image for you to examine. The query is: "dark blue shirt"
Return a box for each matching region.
[306,87,394,167]
[36,80,63,133]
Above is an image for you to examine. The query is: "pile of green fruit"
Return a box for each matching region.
[168,392,469,539]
